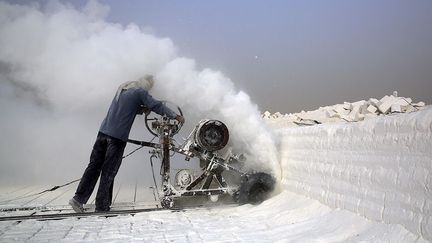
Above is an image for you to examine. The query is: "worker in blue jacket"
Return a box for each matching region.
[69,75,184,212]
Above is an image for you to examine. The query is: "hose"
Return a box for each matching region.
[149,155,160,201]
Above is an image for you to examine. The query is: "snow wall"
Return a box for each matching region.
[272,106,432,240]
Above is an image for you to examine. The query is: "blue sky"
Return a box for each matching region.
[15,0,432,112]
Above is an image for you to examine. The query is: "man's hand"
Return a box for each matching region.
[137,106,150,115]
[176,115,185,124]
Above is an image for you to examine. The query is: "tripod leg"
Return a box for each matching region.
[186,173,206,190]
[215,172,227,187]
[201,173,214,189]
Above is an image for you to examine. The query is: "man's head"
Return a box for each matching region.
[115,75,155,101]
[137,75,154,91]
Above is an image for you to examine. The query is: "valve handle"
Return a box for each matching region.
[144,101,184,136]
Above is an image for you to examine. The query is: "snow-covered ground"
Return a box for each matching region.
[0,191,425,242]
[0,106,430,242]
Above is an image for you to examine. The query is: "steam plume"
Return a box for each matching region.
[0,1,280,186]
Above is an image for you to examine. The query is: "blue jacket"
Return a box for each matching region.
[99,88,177,141]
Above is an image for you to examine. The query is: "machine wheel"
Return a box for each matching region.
[236,172,275,205]
[161,196,174,209]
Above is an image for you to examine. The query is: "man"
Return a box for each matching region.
[69,75,184,212]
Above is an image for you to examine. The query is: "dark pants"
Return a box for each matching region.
[74,132,126,211]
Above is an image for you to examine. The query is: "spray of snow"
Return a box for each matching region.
[0,1,280,185]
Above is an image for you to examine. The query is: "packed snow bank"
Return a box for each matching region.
[270,105,432,240]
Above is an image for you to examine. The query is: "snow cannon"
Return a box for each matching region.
[127,102,276,208]
[178,119,229,159]
[194,120,229,152]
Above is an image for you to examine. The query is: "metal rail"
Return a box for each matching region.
[0,207,168,222]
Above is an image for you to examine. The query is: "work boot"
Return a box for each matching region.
[95,207,110,213]
[69,198,84,213]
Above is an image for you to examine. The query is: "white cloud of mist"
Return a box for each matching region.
[0,0,280,187]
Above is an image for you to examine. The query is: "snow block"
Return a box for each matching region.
[414,101,426,107]
[263,111,271,119]
[273,112,282,118]
[348,105,362,121]
[369,98,381,107]
[334,104,350,116]
[394,98,411,106]
[405,105,418,113]
[391,104,402,113]
[378,96,398,114]
[343,102,353,110]
[366,105,378,114]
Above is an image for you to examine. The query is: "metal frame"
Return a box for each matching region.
[128,113,245,209]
